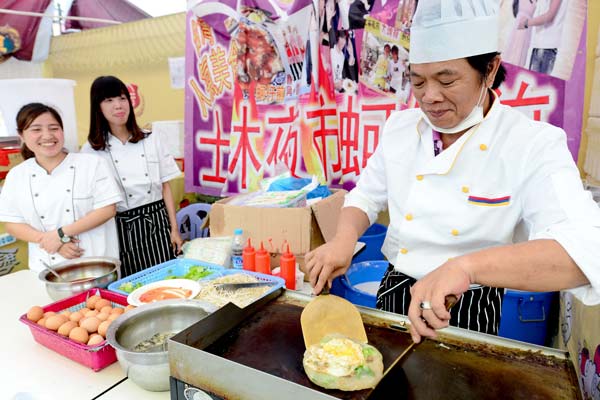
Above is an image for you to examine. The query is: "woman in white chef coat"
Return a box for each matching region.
[306,0,600,343]
[81,76,183,277]
[0,103,122,274]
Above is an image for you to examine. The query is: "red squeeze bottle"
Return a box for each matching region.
[255,241,271,275]
[280,243,296,290]
[242,238,256,271]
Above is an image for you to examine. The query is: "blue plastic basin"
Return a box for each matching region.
[330,261,388,308]
[352,223,387,263]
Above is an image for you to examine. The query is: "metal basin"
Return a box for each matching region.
[106,299,216,392]
[38,257,121,301]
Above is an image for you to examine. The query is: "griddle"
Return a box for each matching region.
[169,290,580,400]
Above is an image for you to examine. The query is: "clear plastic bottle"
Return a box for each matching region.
[231,228,244,269]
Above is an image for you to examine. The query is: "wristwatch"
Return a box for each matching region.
[57,227,71,243]
[524,19,529,29]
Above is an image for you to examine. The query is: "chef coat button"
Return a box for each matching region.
[66,209,70,212]
[70,166,74,169]
[462,186,469,193]
[128,194,133,197]
[479,144,488,151]
[405,213,413,221]
[416,175,424,181]
[32,174,36,177]
[34,193,39,197]
[147,191,151,194]
[51,257,55,260]
[66,189,71,192]
[145,173,148,177]
[40,216,45,219]
[451,229,459,236]
[114,160,119,163]
[400,248,408,254]
[141,154,145,157]
[122,177,126,181]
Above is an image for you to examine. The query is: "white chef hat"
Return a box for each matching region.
[409,0,499,64]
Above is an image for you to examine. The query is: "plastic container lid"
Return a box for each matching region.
[234,228,243,235]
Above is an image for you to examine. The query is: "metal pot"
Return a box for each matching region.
[106,299,216,392]
[38,256,121,301]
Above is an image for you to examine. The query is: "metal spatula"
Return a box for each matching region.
[214,281,276,291]
[367,294,458,398]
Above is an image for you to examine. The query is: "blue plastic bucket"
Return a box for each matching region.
[330,261,388,308]
[498,290,557,346]
[352,223,387,263]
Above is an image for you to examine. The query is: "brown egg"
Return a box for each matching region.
[60,310,72,318]
[43,311,56,318]
[84,310,99,318]
[26,306,44,322]
[45,315,69,331]
[100,305,113,314]
[69,311,83,323]
[110,307,124,315]
[87,334,105,346]
[80,316,101,333]
[86,295,101,309]
[79,307,90,315]
[96,312,109,322]
[69,327,89,344]
[57,321,78,336]
[94,299,110,311]
[37,317,47,327]
[97,320,112,338]
[107,313,120,321]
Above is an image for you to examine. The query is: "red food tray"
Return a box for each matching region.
[19,288,128,371]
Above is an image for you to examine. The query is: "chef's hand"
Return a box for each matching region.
[170,228,184,255]
[58,240,84,259]
[408,259,472,343]
[305,238,355,295]
[39,230,63,254]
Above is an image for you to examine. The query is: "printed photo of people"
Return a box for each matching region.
[359,18,410,103]
[330,29,359,94]
[230,8,286,103]
[498,0,586,80]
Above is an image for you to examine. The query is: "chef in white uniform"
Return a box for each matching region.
[305,0,600,343]
[0,103,122,274]
[81,76,182,277]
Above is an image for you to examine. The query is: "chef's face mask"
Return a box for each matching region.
[422,84,487,135]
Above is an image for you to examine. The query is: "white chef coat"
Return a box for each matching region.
[345,97,600,304]
[80,131,181,213]
[0,153,123,273]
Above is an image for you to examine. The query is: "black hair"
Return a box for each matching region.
[391,45,399,55]
[88,75,145,151]
[466,52,506,89]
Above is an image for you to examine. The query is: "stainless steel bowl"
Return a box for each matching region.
[106,299,216,392]
[38,257,121,301]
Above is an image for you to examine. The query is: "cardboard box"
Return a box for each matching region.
[209,190,347,269]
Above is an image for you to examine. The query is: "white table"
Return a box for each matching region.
[95,379,169,399]
[0,270,128,400]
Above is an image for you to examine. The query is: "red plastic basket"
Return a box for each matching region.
[19,288,128,371]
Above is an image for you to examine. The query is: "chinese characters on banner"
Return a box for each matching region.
[185,0,587,196]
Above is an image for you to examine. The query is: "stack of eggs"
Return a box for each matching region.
[26,295,135,346]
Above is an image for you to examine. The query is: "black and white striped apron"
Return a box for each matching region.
[376,263,504,335]
[115,199,176,277]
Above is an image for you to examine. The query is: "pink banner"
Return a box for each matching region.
[185,0,587,195]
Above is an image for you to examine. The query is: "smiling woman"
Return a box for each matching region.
[0,103,123,274]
